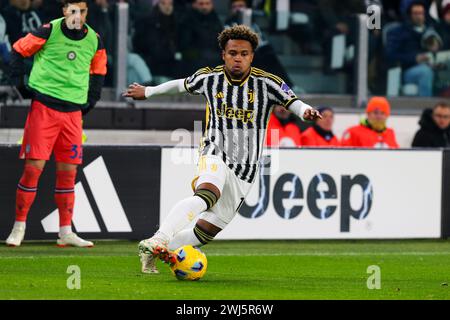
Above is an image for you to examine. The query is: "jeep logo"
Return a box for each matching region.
[239,156,373,232]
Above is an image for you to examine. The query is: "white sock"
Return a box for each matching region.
[14,221,26,229]
[169,228,203,251]
[59,225,72,237]
[157,196,207,242]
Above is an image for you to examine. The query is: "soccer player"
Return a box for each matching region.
[5,0,107,247]
[124,25,321,273]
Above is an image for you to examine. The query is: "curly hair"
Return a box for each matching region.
[64,0,88,5]
[218,25,259,51]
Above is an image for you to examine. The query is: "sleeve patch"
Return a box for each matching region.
[281,82,294,96]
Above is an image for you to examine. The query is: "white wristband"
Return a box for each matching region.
[144,87,153,99]
[289,100,313,121]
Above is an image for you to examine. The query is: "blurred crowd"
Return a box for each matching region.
[0,0,448,148]
[266,97,450,148]
[383,0,450,97]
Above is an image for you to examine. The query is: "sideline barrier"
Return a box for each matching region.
[0,145,448,240]
[161,148,445,239]
[0,145,161,240]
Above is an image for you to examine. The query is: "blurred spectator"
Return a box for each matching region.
[436,3,450,48]
[224,0,293,86]
[0,12,10,67]
[265,105,302,147]
[86,0,114,86]
[133,0,184,79]
[127,52,153,85]
[341,97,399,148]
[288,0,322,55]
[317,0,366,92]
[301,107,340,147]
[87,0,113,56]
[401,0,427,19]
[178,0,223,73]
[38,0,64,22]
[0,0,8,10]
[3,0,43,44]
[412,102,450,147]
[128,0,154,26]
[383,0,402,22]
[386,1,435,96]
[422,27,444,51]
[90,0,152,86]
[317,0,366,38]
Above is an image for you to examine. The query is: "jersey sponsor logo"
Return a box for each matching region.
[64,42,82,49]
[216,103,254,124]
[41,156,132,233]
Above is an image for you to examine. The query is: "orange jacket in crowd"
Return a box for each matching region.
[301,125,340,147]
[265,114,302,147]
[341,121,399,148]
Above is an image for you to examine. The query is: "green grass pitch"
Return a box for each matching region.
[0,240,449,300]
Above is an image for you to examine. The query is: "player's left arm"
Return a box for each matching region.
[83,34,107,115]
[266,78,322,121]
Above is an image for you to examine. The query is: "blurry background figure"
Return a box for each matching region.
[87,0,113,57]
[0,12,10,72]
[437,3,450,49]
[341,97,399,148]
[95,0,152,86]
[287,0,322,55]
[3,0,43,44]
[422,29,443,53]
[87,0,114,86]
[420,28,450,95]
[39,0,64,22]
[435,3,450,96]
[133,0,184,81]
[127,52,153,86]
[412,102,450,147]
[301,107,340,147]
[178,0,223,74]
[318,0,365,93]
[265,105,302,147]
[225,0,294,87]
[2,0,44,87]
[386,1,435,96]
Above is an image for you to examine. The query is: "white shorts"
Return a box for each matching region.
[191,155,253,229]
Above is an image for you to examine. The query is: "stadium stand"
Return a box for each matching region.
[0,0,448,148]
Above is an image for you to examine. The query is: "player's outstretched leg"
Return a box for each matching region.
[54,164,93,248]
[138,185,220,273]
[6,161,44,247]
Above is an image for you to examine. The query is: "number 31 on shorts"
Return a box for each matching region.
[70,144,83,160]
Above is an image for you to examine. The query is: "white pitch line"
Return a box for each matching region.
[1,251,450,260]
[206,251,450,257]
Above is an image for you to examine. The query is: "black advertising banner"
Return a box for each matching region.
[0,145,161,240]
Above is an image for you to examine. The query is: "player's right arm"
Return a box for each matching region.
[9,23,52,86]
[123,67,210,100]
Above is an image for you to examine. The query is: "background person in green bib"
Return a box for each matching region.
[5,0,107,248]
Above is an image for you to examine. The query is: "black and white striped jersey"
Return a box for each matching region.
[184,65,299,183]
